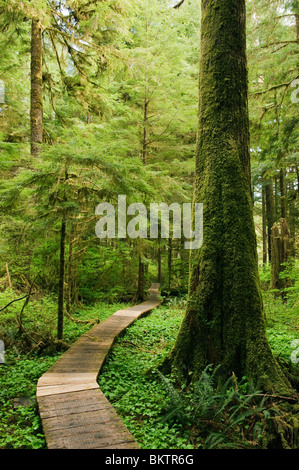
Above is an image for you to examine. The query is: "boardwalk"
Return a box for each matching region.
[36,284,160,449]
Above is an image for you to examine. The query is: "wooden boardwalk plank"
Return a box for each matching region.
[36,284,160,449]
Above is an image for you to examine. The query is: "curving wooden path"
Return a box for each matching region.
[36,284,160,449]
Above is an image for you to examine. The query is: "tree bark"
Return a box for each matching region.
[163,0,291,395]
[136,255,146,301]
[57,214,66,340]
[142,98,149,164]
[157,243,162,284]
[271,219,291,297]
[168,238,172,290]
[265,181,276,263]
[66,225,75,315]
[262,186,267,264]
[279,168,287,219]
[30,19,43,157]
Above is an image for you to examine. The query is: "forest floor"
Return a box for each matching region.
[0,270,298,449]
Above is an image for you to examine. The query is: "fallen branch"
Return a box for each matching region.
[64,309,99,325]
[5,263,12,288]
[173,0,185,9]
[245,393,298,402]
[0,294,32,313]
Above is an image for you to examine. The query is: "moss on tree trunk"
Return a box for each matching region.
[30,19,43,157]
[165,0,291,395]
[57,213,66,340]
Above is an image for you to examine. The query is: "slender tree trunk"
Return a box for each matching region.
[271,219,291,299]
[262,186,267,265]
[66,225,75,315]
[168,238,172,290]
[274,175,279,221]
[288,179,296,257]
[136,256,146,301]
[163,0,290,395]
[157,243,162,284]
[279,168,287,219]
[30,19,43,157]
[265,182,275,262]
[142,98,149,164]
[57,214,66,340]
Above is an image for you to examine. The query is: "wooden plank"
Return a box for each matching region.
[37,382,99,397]
[36,283,160,449]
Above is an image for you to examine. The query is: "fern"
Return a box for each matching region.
[157,365,270,449]
[156,370,187,425]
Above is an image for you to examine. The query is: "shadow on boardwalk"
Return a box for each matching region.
[36,283,160,449]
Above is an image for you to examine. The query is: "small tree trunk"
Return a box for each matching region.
[288,181,296,257]
[279,168,287,219]
[66,226,75,315]
[265,182,275,262]
[142,98,149,164]
[30,19,43,157]
[262,186,267,265]
[270,219,291,297]
[57,214,66,340]
[168,238,172,290]
[136,256,145,301]
[157,243,162,284]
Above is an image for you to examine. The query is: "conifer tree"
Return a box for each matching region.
[164,0,292,395]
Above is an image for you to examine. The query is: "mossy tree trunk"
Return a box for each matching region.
[57,213,66,340]
[262,186,267,265]
[157,242,162,284]
[30,19,43,157]
[168,238,172,290]
[271,218,291,295]
[164,0,291,395]
[279,168,287,220]
[265,181,276,263]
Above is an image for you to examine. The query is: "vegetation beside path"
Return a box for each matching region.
[0,271,298,449]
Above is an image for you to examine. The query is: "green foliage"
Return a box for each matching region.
[158,366,272,449]
[0,352,58,449]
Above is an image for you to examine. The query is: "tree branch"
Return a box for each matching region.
[0,294,32,313]
[251,76,299,95]
[173,0,185,9]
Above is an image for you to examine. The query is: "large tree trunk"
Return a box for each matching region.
[30,19,43,157]
[163,0,290,395]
